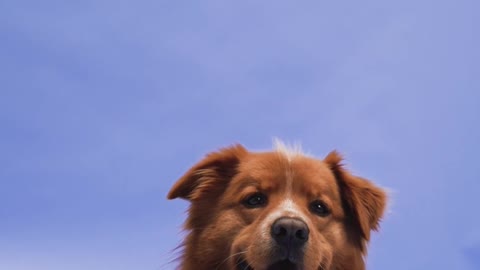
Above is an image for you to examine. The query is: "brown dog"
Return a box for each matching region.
[168,142,387,270]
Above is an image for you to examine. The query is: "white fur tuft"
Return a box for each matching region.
[272,138,305,161]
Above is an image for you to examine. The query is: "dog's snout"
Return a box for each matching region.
[271,217,309,247]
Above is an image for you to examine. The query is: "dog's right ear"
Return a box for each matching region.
[167,144,248,201]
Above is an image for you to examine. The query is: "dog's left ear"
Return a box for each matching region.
[324,151,387,243]
[167,144,248,201]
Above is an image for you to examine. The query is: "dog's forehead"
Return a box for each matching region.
[290,157,336,185]
[239,152,288,178]
[237,151,337,194]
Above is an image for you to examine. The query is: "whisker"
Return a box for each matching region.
[215,250,248,270]
[232,255,252,270]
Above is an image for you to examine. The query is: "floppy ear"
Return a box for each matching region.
[167,144,248,201]
[324,151,387,243]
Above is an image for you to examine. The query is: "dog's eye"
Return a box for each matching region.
[309,200,330,216]
[243,193,267,208]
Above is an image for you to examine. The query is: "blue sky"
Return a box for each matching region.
[1,1,479,269]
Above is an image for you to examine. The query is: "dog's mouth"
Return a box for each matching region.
[236,258,298,270]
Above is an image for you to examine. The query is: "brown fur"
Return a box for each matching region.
[168,144,387,270]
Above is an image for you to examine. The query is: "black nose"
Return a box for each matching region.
[271,217,309,247]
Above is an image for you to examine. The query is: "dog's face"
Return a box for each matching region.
[168,144,386,270]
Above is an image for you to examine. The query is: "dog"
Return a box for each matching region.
[167,141,387,270]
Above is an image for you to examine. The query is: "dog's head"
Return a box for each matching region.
[168,143,387,270]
